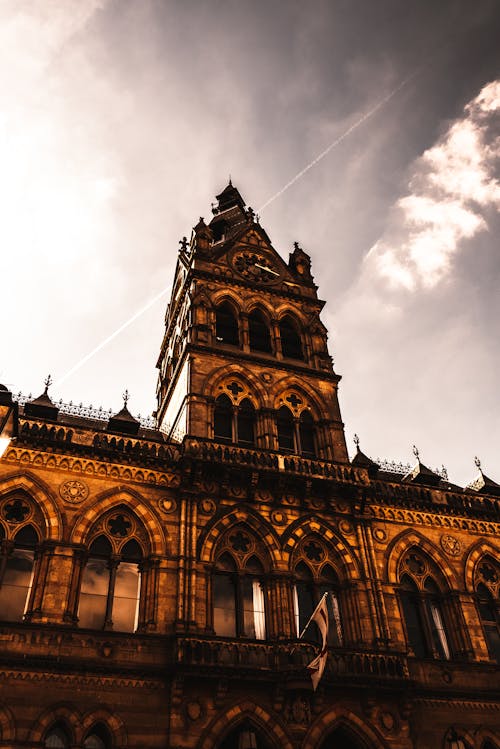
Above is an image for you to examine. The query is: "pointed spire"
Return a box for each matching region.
[402,445,441,486]
[24,375,59,420]
[467,456,500,496]
[107,390,140,436]
[351,433,379,476]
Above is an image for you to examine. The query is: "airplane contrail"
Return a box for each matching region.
[55,70,419,387]
[54,285,170,387]
[257,69,420,213]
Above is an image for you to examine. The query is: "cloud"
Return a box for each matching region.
[365,79,500,290]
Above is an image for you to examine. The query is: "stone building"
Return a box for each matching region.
[0,182,498,749]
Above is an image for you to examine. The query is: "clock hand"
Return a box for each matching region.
[255,263,280,276]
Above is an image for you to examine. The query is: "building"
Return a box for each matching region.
[0,182,499,749]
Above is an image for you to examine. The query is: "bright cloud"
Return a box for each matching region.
[368,79,500,290]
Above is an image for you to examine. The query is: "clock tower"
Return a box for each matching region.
[155,181,348,463]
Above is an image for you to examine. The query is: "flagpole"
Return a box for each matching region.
[290,592,329,654]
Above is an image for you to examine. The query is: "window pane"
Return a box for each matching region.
[277,407,294,452]
[237,400,255,446]
[213,574,236,637]
[294,581,315,638]
[280,318,303,359]
[214,395,232,441]
[484,623,500,663]
[216,304,239,346]
[112,562,140,632]
[299,412,315,458]
[319,587,343,646]
[427,600,450,659]
[0,549,34,621]
[241,578,266,640]
[78,559,109,629]
[249,311,272,353]
[400,592,426,658]
[45,726,70,748]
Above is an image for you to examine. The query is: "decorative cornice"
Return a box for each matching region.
[369,504,500,536]
[0,669,162,690]
[413,698,500,711]
[1,447,180,488]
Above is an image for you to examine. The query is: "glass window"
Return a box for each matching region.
[277,406,294,452]
[45,724,70,749]
[0,524,37,621]
[213,552,266,639]
[477,582,500,663]
[249,311,272,353]
[279,316,303,359]
[237,399,255,446]
[299,411,316,458]
[214,394,232,442]
[216,303,239,346]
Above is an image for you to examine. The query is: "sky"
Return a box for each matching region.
[1,0,499,486]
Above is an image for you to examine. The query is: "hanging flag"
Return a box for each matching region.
[303,594,329,691]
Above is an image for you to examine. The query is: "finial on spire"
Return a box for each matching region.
[474,456,481,470]
[246,206,255,222]
[123,389,130,408]
[294,241,301,251]
[228,174,232,186]
[43,374,52,394]
[353,433,360,450]
[412,445,420,460]
[179,236,188,253]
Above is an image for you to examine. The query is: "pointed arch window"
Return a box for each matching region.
[83,724,111,749]
[398,552,451,660]
[279,315,304,360]
[78,536,142,632]
[277,406,316,457]
[0,523,37,621]
[293,561,343,646]
[249,310,272,353]
[475,559,500,663]
[216,302,239,346]
[213,552,266,640]
[214,395,255,446]
[219,724,271,749]
[44,723,71,749]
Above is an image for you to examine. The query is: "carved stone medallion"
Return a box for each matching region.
[159,498,177,514]
[440,534,462,557]
[59,480,89,504]
[198,498,216,516]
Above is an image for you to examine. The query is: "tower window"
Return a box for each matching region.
[249,310,272,353]
[215,302,239,346]
[279,316,303,360]
[277,406,316,457]
[214,394,255,446]
[0,523,37,621]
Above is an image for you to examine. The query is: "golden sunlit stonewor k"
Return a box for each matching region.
[0,184,498,749]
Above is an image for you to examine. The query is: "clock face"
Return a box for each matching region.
[232,250,282,284]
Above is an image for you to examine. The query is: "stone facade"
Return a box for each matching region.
[0,183,498,749]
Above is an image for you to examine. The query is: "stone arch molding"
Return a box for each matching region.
[464,539,500,592]
[28,703,127,746]
[0,470,61,540]
[197,700,293,749]
[272,376,328,421]
[283,515,361,581]
[198,506,282,566]
[0,702,16,742]
[70,487,168,556]
[385,529,460,589]
[201,364,268,405]
[304,707,389,749]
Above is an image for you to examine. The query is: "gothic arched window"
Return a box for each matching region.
[0,523,37,621]
[214,392,256,446]
[277,405,316,458]
[78,520,143,633]
[44,723,71,749]
[293,556,343,646]
[475,558,500,663]
[249,310,272,353]
[215,302,239,346]
[213,537,267,640]
[279,315,303,360]
[83,724,112,749]
[398,551,451,660]
[219,724,272,749]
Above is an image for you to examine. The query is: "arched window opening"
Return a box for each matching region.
[216,302,239,346]
[219,723,272,749]
[213,550,267,640]
[214,394,233,442]
[78,534,142,633]
[237,399,255,446]
[277,406,294,452]
[318,725,368,749]
[249,310,272,353]
[477,582,500,663]
[0,523,37,621]
[83,723,111,749]
[44,723,71,749]
[293,560,344,646]
[400,575,426,659]
[299,410,316,458]
[279,316,303,360]
[398,552,451,660]
[424,577,450,660]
